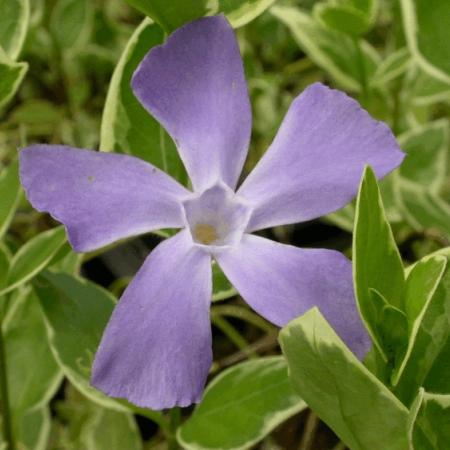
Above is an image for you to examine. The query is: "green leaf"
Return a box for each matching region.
[0,48,27,109]
[212,261,236,302]
[0,0,29,60]
[279,308,409,450]
[50,246,82,275]
[222,0,277,28]
[325,203,355,232]
[370,47,411,88]
[398,120,449,193]
[0,226,66,295]
[397,182,450,238]
[125,0,214,32]
[82,408,142,450]
[348,0,377,16]
[271,5,379,92]
[368,289,408,367]
[353,166,405,356]
[126,0,276,32]
[314,3,371,36]
[401,0,450,85]
[0,247,9,292]
[15,407,51,450]
[409,389,450,449]
[50,0,93,51]
[3,290,61,414]
[394,252,450,405]
[100,19,186,183]
[52,387,142,450]
[392,256,446,385]
[411,69,450,105]
[178,357,306,450]
[0,158,21,241]
[404,257,447,327]
[33,271,128,411]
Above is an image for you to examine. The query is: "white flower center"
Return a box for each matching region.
[194,223,218,245]
[182,182,252,250]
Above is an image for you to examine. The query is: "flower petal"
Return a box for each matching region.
[215,234,370,358]
[132,16,251,192]
[92,229,212,410]
[238,83,404,231]
[19,145,189,252]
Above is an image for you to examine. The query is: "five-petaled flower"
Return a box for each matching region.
[19,16,404,410]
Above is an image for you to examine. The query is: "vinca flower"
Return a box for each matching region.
[19,15,404,409]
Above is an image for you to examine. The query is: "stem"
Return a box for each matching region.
[159,125,169,174]
[332,442,347,450]
[159,32,169,174]
[211,315,252,354]
[211,331,279,373]
[211,305,274,333]
[353,37,369,106]
[298,410,319,450]
[168,407,181,450]
[0,314,14,450]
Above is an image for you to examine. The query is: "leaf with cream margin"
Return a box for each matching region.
[353,166,405,358]
[271,5,380,93]
[33,270,166,426]
[394,249,450,405]
[408,389,450,449]
[391,255,446,385]
[178,357,306,450]
[0,0,29,60]
[0,48,27,109]
[400,0,450,85]
[397,119,449,194]
[126,0,277,32]
[100,19,186,183]
[3,290,62,415]
[0,226,66,295]
[0,158,21,241]
[280,308,409,450]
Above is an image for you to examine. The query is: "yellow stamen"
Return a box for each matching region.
[194,223,218,245]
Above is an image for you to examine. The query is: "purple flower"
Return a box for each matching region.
[19,16,404,410]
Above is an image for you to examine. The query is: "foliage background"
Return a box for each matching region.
[0,0,449,449]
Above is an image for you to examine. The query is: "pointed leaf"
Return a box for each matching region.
[0,226,66,295]
[0,49,27,109]
[371,47,411,88]
[369,289,408,368]
[354,166,405,356]
[222,0,277,28]
[394,252,450,405]
[280,308,409,450]
[399,256,446,389]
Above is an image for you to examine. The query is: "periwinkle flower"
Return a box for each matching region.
[19,16,404,409]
